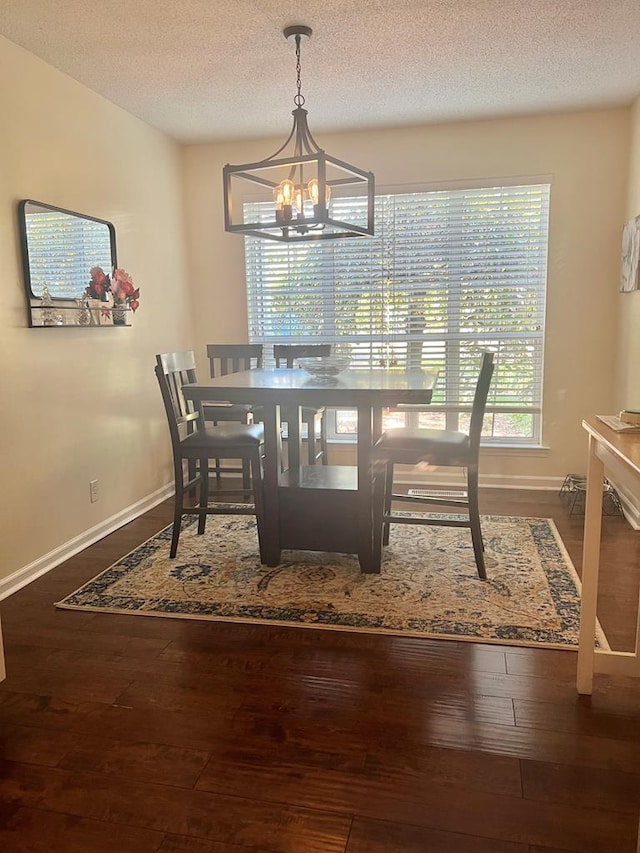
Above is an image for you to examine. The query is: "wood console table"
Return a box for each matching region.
[577,417,640,693]
[183,367,437,574]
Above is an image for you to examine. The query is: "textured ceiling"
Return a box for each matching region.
[1,0,640,143]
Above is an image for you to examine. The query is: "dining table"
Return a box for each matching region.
[182,366,438,573]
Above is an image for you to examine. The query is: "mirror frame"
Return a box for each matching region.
[18,199,118,328]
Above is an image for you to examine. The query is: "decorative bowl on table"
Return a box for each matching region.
[296,355,351,379]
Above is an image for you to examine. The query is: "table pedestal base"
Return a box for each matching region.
[264,465,378,573]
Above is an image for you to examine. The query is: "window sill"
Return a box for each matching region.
[481,443,550,455]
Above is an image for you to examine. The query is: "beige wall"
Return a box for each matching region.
[0,33,634,586]
[0,36,192,584]
[617,96,640,409]
[183,109,629,482]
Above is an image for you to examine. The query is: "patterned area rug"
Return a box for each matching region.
[56,515,606,649]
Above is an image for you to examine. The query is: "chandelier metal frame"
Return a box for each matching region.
[223,25,375,242]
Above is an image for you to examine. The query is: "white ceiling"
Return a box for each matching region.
[2,0,640,144]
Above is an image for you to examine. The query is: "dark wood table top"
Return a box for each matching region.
[183,367,438,407]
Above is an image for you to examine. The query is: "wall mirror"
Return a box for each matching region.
[18,199,118,327]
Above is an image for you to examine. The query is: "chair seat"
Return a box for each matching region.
[181,422,264,451]
[376,427,471,466]
[203,403,253,422]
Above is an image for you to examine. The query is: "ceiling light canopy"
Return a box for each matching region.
[223,25,375,242]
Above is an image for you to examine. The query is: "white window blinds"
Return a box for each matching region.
[24,211,113,299]
[245,183,550,443]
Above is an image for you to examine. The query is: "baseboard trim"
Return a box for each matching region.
[0,483,174,602]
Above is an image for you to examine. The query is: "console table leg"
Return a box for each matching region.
[577,434,604,694]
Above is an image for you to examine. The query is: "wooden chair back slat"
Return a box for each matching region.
[273,344,331,368]
[155,351,203,446]
[206,344,263,378]
[468,352,495,452]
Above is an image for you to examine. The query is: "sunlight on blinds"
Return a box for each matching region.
[244,184,550,443]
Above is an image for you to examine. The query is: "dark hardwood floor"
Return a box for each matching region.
[0,487,639,852]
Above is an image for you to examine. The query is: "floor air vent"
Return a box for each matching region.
[407,488,468,499]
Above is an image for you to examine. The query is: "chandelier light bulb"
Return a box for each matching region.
[308,178,319,205]
[307,178,331,207]
[274,180,296,224]
[279,180,294,206]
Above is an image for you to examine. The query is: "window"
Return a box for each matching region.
[245,183,549,444]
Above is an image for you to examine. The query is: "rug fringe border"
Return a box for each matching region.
[544,518,610,651]
[54,599,582,651]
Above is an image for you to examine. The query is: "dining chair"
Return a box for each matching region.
[372,352,495,579]
[205,344,264,488]
[273,344,331,466]
[155,351,265,559]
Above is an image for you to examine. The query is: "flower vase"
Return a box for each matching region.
[112,302,127,325]
[75,299,92,326]
[86,297,110,325]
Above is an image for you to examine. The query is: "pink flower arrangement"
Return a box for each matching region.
[85,266,140,313]
[111,268,140,312]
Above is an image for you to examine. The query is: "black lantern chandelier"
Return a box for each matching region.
[223,25,375,242]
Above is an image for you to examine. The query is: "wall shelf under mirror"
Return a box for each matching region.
[17,199,129,328]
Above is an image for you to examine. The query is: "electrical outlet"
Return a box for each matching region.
[89,479,99,503]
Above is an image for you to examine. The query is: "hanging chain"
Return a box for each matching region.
[293,34,305,108]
